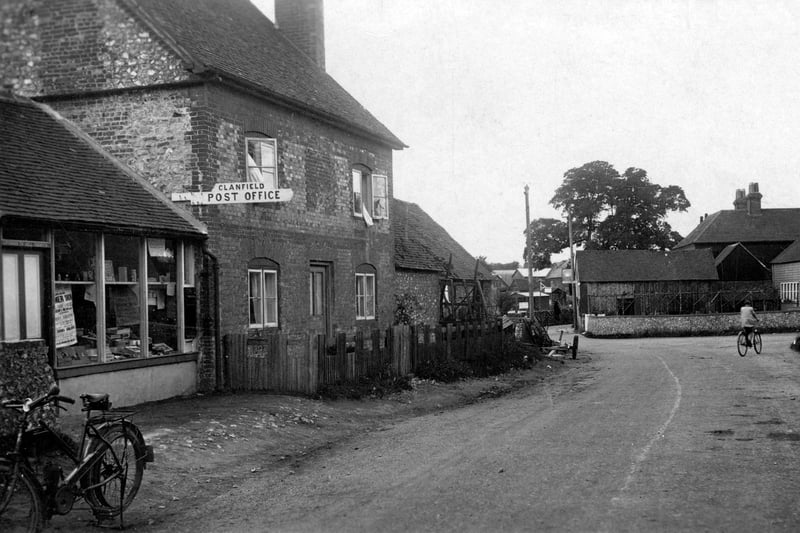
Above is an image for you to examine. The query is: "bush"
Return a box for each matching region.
[316,367,412,400]
[414,357,474,383]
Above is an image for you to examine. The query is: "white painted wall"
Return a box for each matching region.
[57,361,197,415]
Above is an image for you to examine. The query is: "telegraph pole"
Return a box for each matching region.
[524,185,534,318]
[568,211,578,329]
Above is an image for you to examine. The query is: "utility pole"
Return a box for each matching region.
[524,185,534,319]
[568,211,578,330]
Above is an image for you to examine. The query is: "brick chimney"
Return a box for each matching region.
[746,182,762,216]
[733,188,747,210]
[275,0,326,70]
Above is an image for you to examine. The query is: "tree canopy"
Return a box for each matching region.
[525,161,690,264]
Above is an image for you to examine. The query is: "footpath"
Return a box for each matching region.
[51,330,582,531]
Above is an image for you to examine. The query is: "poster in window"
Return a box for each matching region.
[112,287,140,326]
[55,286,77,348]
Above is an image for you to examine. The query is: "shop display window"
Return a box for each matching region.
[49,231,197,368]
[104,235,143,362]
[54,230,99,366]
[147,238,177,355]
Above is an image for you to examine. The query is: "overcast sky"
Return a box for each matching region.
[258,0,800,265]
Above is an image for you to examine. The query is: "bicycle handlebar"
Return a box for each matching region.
[1,385,75,412]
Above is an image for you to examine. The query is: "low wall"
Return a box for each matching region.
[583,310,800,337]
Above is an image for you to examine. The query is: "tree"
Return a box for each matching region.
[487,261,520,270]
[550,161,618,246]
[524,218,570,270]
[595,167,690,250]
[550,161,690,250]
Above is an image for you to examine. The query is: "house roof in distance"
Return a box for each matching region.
[576,249,718,282]
[676,209,800,248]
[772,239,800,264]
[123,0,405,149]
[392,198,492,280]
[0,94,206,237]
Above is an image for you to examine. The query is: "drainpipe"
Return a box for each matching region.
[203,250,223,391]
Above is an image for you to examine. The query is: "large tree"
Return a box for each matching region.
[550,161,618,246]
[524,218,570,270]
[548,161,690,251]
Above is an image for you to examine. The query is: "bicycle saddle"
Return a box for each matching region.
[80,393,111,411]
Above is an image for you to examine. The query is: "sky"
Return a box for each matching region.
[257,0,800,265]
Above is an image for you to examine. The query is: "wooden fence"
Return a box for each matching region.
[224,320,505,394]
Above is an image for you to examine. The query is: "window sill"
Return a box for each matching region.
[56,352,198,379]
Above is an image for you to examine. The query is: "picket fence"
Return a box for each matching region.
[224,320,505,394]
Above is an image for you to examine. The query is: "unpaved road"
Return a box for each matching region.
[59,332,800,532]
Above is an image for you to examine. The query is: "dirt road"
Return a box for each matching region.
[50,331,800,532]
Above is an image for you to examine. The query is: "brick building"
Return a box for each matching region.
[1,0,404,404]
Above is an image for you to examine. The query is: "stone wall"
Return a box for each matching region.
[0,341,57,436]
[394,270,441,325]
[583,310,800,337]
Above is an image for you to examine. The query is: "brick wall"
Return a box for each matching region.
[0,0,188,96]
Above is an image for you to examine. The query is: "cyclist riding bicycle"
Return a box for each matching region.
[740,300,759,347]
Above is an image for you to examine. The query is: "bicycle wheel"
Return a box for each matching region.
[83,423,145,517]
[0,462,45,533]
[753,332,762,354]
[737,332,748,357]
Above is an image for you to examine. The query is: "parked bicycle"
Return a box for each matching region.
[0,386,153,532]
[737,327,762,357]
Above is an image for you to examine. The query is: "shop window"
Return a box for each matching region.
[355,264,376,320]
[105,234,143,361]
[54,230,99,366]
[246,134,277,187]
[352,167,388,220]
[52,232,198,368]
[1,250,43,341]
[249,258,279,328]
[146,238,178,355]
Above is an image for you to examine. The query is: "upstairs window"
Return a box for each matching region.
[355,264,376,320]
[249,258,279,328]
[246,135,277,188]
[352,168,388,221]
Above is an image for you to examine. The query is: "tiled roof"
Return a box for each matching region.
[773,239,800,264]
[123,0,404,149]
[576,249,718,282]
[546,259,570,279]
[676,209,800,248]
[492,269,516,285]
[392,199,492,280]
[0,95,206,237]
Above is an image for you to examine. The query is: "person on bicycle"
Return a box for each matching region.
[740,300,759,346]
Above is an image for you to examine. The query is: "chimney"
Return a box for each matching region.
[275,0,326,70]
[733,188,747,210]
[746,182,762,216]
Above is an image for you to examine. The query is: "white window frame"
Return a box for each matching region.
[1,250,43,341]
[780,281,800,305]
[355,272,376,320]
[246,136,277,188]
[249,267,278,328]
[352,169,389,220]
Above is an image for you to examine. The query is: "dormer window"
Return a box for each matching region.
[246,135,277,187]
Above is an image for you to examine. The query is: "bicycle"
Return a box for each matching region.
[737,328,762,357]
[1,385,153,532]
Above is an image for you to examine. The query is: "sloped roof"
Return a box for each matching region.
[773,239,800,264]
[576,249,718,282]
[676,209,800,248]
[714,242,767,269]
[123,0,404,149]
[0,95,206,237]
[392,199,492,280]
[546,259,570,279]
[492,269,515,286]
